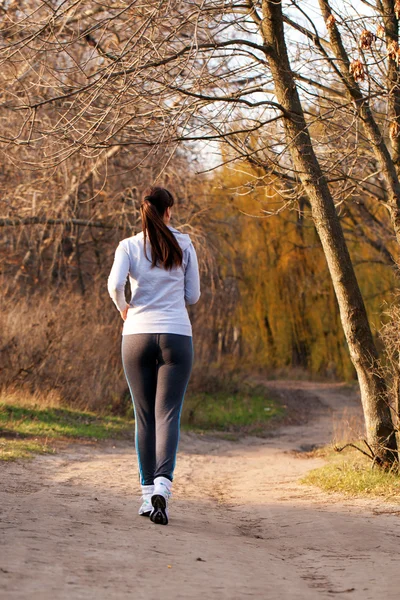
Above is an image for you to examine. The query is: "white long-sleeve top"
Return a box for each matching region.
[107,225,201,336]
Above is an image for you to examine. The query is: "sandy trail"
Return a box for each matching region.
[1,380,400,599]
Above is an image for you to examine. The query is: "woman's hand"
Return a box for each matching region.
[120,305,129,321]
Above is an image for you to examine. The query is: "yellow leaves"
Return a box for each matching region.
[376,25,385,38]
[359,30,375,51]
[396,0,400,19]
[390,121,400,141]
[210,158,396,379]
[349,59,365,82]
[326,15,336,30]
[387,41,400,64]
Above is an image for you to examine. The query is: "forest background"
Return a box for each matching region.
[0,0,399,426]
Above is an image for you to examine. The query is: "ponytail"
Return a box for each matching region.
[140,187,183,270]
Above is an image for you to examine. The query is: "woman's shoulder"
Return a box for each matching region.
[117,231,144,250]
[167,226,193,251]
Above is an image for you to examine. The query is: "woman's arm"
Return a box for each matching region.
[184,242,201,305]
[107,242,130,316]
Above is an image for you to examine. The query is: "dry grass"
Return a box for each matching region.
[0,288,251,415]
[331,405,366,445]
[0,388,64,409]
[300,409,400,501]
[300,443,400,502]
[1,287,129,413]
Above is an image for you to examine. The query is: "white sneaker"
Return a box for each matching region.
[150,476,172,525]
[138,484,154,517]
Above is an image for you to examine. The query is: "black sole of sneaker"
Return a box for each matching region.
[150,494,168,525]
[139,511,151,517]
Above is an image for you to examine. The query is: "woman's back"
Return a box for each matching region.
[108,225,200,336]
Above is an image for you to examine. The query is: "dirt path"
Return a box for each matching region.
[1,381,400,599]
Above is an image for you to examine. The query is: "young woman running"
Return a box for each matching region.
[107,187,201,525]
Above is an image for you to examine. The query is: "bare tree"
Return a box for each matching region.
[1,0,400,463]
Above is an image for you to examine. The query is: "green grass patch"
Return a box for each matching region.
[300,442,400,502]
[181,385,284,433]
[0,438,56,461]
[0,404,135,440]
[0,383,283,459]
[0,403,135,460]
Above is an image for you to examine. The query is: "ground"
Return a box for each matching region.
[1,380,400,599]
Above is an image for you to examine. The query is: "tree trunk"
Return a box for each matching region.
[260,0,398,463]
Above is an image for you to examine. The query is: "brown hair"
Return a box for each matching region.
[140,187,183,270]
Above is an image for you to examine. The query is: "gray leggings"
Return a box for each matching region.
[121,333,193,486]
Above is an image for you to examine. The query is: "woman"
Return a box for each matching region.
[107,187,200,526]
